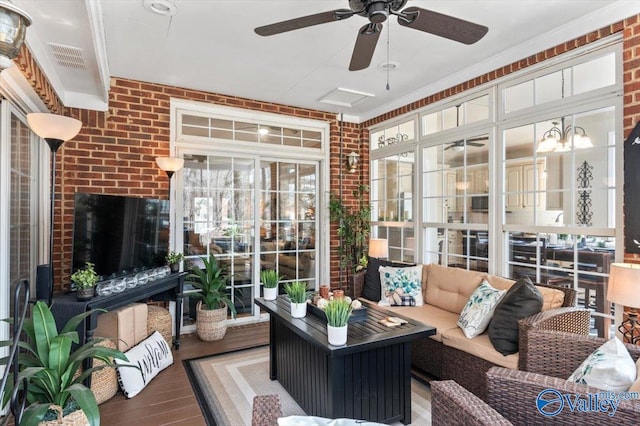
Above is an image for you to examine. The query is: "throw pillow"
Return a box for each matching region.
[457,280,506,339]
[488,276,543,355]
[568,338,636,392]
[115,331,174,398]
[379,265,423,306]
[363,257,415,302]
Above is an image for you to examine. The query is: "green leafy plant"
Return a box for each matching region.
[187,254,236,317]
[0,301,128,426]
[329,185,371,273]
[260,269,282,289]
[283,281,308,304]
[70,262,98,290]
[165,251,184,265]
[324,298,353,327]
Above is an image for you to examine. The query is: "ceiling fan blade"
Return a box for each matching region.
[349,23,382,71]
[255,9,354,36]
[397,7,488,45]
[467,142,485,147]
[467,136,489,142]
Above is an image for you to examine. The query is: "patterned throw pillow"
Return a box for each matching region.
[568,337,636,392]
[457,280,506,339]
[379,265,423,306]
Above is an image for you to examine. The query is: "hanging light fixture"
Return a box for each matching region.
[537,118,593,153]
[0,1,31,71]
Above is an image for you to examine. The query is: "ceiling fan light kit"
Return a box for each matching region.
[254,0,488,71]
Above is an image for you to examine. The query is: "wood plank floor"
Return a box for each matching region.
[99,321,270,426]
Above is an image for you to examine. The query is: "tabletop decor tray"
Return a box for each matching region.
[307,301,367,323]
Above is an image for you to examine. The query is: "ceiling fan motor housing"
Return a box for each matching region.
[349,0,408,23]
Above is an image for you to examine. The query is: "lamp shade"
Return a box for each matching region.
[27,113,82,141]
[607,263,640,309]
[369,238,389,259]
[156,156,185,172]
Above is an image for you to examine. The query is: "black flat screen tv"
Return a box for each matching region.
[72,193,170,278]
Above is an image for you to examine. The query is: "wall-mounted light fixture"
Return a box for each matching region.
[346,151,359,173]
[0,1,32,71]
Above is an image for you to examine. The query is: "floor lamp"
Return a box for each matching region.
[27,113,82,305]
[156,156,185,247]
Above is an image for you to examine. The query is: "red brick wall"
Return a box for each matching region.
[54,79,367,290]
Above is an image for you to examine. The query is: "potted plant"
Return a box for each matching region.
[71,262,98,301]
[166,251,184,273]
[260,269,282,301]
[283,281,309,318]
[1,301,128,426]
[324,298,352,346]
[329,185,371,290]
[187,254,236,341]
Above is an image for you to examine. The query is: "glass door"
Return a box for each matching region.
[180,154,319,325]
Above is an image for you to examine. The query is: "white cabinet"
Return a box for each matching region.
[445,172,457,211]
[470,167,488,194]
[505,160,546,210]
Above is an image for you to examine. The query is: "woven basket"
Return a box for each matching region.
[147,305,172,345]
[39,406,89,425]
[196,301,227,341]
[72,339,118,405]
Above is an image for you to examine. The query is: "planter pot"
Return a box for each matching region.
[76,287,94,301]
[40,406,89,425]
[327,324,348,346]
[290,302,307,318]
[264,286,278,300]
[170,263,180,273]
[196,301,227,341]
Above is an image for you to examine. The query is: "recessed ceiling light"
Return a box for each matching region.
[142,0,177,16]
[378,61,399,71]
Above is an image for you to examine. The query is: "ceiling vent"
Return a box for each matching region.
[48,43,87,70]
[318,88,374,108]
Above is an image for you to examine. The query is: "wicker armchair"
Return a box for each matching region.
[252,394,282,426]
[432,329,640,425]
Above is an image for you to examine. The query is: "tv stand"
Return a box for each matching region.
[51,272,187,350]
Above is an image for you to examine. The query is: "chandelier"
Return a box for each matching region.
[537,119,593,153]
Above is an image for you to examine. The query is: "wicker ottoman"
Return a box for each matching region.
[147,305,172,346]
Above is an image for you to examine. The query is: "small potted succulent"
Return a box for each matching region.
[283,281,309,318]
[166,251,184,273]
[71,261,98,301]
[260,269,282,301]
[324,298,352,346]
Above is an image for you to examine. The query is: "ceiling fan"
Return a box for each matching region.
[254,0,488,71]
[444,136,487,151]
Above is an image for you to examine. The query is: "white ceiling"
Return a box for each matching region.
[13,0,640,122]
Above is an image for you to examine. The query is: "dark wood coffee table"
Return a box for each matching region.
[254,296,436,424]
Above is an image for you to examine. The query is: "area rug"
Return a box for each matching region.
[184,346,432,426]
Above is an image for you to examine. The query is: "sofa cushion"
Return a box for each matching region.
[485,275,564,311]
[382,303,459,342]
[488,277,543,356]
[425,264,486,314]
[379,265,424,306]
[535,286,565,311]
[568,337,636,392]
[457,280,506,339]
[363,257,413,302]
[440,327,518,369]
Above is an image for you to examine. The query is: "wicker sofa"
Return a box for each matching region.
[352,263,591,399]
[431,329,640,425]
